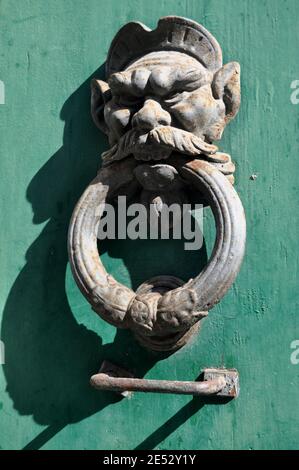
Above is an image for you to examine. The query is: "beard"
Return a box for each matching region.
[101,125,219,167]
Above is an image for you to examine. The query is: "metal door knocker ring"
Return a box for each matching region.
[68,17,246,389]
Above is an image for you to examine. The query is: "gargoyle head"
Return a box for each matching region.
[91,16,240,166]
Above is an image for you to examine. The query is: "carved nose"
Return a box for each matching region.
[132,99,171,131]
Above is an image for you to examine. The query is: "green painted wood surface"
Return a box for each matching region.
[0,0,299,450]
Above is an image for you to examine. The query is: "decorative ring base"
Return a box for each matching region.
[133,276,203,351]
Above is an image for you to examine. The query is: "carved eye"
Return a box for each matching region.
[117,94,142,107]
[164,91,185,106]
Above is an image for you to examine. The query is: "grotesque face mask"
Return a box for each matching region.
[91,18,240,170]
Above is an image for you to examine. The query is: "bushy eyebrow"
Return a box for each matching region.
[166,67,212,92]
[108,65,212,98]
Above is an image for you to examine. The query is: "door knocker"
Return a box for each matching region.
[68,16,245,397]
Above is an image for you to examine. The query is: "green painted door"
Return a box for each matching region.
[1,0,299,450]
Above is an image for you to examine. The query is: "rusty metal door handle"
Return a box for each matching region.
[90,362,239,398]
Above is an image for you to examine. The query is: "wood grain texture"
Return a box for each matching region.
[0,0,299,450]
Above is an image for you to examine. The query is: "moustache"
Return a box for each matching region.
[101,126,220,167]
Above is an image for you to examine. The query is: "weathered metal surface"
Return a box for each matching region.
[68,16,246,352]
[203,368,240,398]
[90,361,239,398]
[97,360,134,398]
